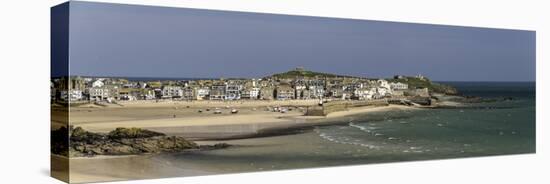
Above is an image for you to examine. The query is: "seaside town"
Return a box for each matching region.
[51,68,439,106]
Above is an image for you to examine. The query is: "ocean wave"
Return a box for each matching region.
[314,127,380,149]
[348,122,379,133]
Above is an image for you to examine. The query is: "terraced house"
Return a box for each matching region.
[53,69,443,104]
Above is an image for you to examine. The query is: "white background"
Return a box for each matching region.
[0,0,547,183]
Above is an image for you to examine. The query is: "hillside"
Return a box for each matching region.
[267,68,357,79]
[265,69,459,95]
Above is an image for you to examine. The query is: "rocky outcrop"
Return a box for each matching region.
[199,143,232,150]
[50,127,229,157]
[449,96,516,103]
[106,127,164,139]
[51,126,70,156]
[408,97,432,106]
[434,85,459,95]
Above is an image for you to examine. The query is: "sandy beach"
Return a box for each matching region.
[62,154,213,183]
[68,100,416,140]
[62,101,418,183]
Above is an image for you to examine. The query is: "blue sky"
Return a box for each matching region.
[65,1,535,81]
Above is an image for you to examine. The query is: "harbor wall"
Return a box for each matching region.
[305,99,389,116]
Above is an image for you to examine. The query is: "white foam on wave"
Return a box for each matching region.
[349,122,371,133]
[349,122,380,134]
[401,146,428,154]
[314,127,380,149]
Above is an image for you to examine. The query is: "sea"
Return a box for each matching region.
[158,82,535,174]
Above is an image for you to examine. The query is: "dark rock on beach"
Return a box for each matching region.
[51,126,70,156]
[51,126,230,157]
[199,143,232,150]
[107,127,165,139]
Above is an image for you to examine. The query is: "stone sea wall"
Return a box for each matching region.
[305,100,389,116]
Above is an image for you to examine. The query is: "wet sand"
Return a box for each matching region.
[66,154,213,183]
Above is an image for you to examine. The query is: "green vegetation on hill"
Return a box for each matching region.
[268,69,355,79]
[388,77,458,95]
[267,68,459,95]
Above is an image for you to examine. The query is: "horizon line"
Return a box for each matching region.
[55,75,536,83]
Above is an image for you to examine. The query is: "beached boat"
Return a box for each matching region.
[231,109,239,114]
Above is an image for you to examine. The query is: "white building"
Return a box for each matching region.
[89,86,117,102]
[69,90,83,101]
[389,82,409,90]
[119,93,137,101]
[161,86,183,99]
[416,74,426,80]
[245,87,260,99]
[209,84,226,100]
[376,87,392,97]
[376,79,391,89]
[354,87,376,100]
[92,80,104,88]
[59,90,69,102]
[143,90,156,100]
[182,87,195,100]
[140,82,148,89]
[225,84,242,100]
[309,85,325,98]
[196,88,210,100]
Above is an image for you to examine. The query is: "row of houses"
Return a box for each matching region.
[52,76,421,103]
